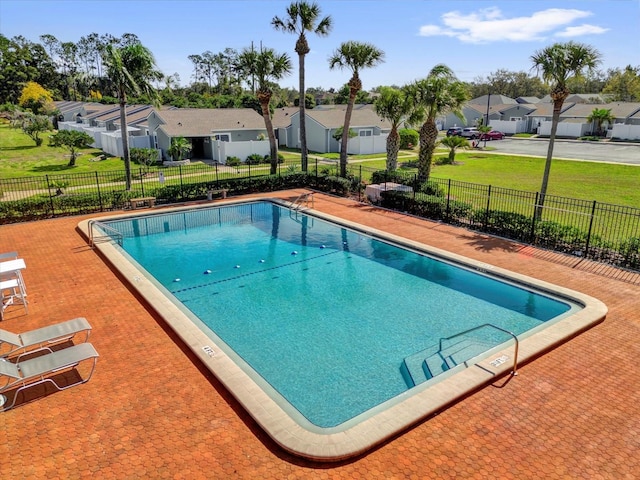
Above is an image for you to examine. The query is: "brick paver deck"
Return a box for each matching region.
[1,191,638,479]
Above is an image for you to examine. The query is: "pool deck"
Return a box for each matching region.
[1,190,639,478]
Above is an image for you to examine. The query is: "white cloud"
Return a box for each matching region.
[418,7,601,44]
[555,24,609,37]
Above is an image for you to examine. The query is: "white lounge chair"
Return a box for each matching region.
[0,342,99,411]
[0,317,92,358]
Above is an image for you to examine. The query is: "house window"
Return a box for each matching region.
[359,129,373,137]
[510,117,522,121]
[214,133,231,142]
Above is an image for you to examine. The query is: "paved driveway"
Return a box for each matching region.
[487,137,640,165]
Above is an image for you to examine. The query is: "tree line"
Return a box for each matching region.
[2,27,639,109]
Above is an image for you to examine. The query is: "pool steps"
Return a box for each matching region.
[402,338,496,387]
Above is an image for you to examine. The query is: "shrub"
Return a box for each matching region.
[417,180,444,197]
[618,237,640,269]
[371,170,413,185]
[263,153,284,164]
[399,128,419,149]
[226,156,241,167]
[245,153,263,165]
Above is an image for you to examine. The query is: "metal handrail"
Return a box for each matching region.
[88,220,124,248]
[439,323,519,375]
[291,192,315,211]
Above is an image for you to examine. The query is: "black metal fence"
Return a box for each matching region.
[2,159,639,272]
[364,167,640,271]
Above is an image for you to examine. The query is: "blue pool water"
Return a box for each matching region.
[104,202,573,428]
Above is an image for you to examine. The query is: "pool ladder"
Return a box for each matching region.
[88,220,124,248]
[439,323,519,376]
[402,323,519,387]
[290,192,315,211]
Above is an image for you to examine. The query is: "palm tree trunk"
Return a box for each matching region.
[417,119,438,183]
[386,127,399,170]
[535,104,562,219]
[259,92,279,175]
[298,52,308,172]
[340,93,356,178]
[119,93,132,191]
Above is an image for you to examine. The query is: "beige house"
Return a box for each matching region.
[147,108,269,162]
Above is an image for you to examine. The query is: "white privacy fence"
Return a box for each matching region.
[213,140,270,163]
[347,134,388,155]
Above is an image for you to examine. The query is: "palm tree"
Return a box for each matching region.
[407,64,468,182]
[103,42,161,190]
[272,1,332,172]
[328,41,384,177]
[168,136,192,161]
[439,135,470,164]
[374,86,421,171]
[587,107,614,137]
[531,41,601,215]
[249,47,292,174]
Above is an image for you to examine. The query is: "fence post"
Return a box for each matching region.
[413,174,417,200]
[445,178,451,219]
[179,165,185,201]
[215,162,219,189]
[95,172,103,211]
[529,192,540,243]
[359,165,362,202]
[584,200,597,259]
[139,168,145,197]
[484,185,492,229]
[315,158,318,188]
[46,174,56,215]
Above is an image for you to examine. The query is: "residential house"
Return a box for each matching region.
[283,104,391,155]
[147,108,269,163]
[271,106,298,147]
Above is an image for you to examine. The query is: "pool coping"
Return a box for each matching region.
[78,198,608,461]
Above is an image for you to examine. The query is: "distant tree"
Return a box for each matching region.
[49,129,94,166]
[587,108,614,136]
[168,136,192,161]
[0,35,57,104]
[438,135,470,164]
[531,41,601,217]
[293,92,316,109]
[334,84,372,104]
[20,114,52,146]
[272,1,332,172]
[603,65,640,102]
[18,81,54,114]
[469,69,547,99]
[328,41,384,177]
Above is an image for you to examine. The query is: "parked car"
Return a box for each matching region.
[461,127,479,139]
[480,130,505,140]
[446,127,463,136]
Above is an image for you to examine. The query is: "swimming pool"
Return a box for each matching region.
[82,197,607,460]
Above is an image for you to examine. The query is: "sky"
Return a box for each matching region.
[1,0,637,91]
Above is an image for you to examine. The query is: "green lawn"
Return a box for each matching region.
[0,122,122,175]
[355,149,640,207]
[2,122,639,208]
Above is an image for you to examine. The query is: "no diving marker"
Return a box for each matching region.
[489,355,509,367]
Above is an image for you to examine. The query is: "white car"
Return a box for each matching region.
[461,127,480,139]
